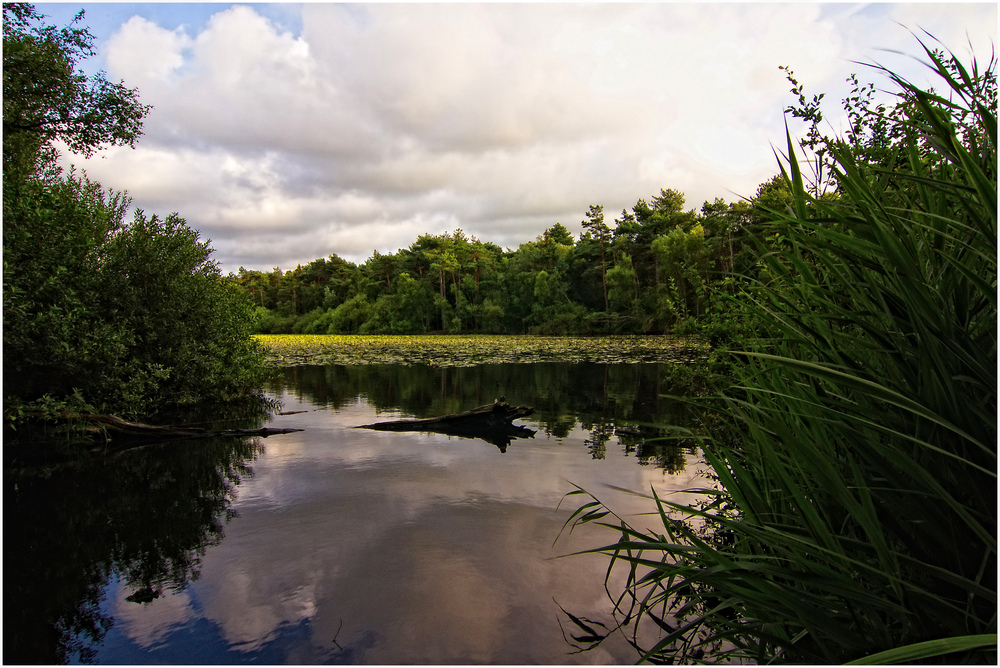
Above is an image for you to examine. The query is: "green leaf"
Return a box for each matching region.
[845,634,998,665]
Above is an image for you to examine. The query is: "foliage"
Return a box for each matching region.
[2,4,149,176]
[239,187,770,339]
[96,211,269,410]
[3,4,267,426]
[3,176,269,418]
[565,41,996,664]
[3,172,128,405]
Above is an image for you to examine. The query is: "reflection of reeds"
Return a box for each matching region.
[567,42,996,664]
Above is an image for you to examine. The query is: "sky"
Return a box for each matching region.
[35,2,998,273]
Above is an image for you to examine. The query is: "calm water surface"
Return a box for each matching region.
[6,363,710,664]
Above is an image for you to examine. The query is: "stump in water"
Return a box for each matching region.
[356,400,535,452]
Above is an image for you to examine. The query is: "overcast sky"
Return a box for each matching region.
[37,2,997,273]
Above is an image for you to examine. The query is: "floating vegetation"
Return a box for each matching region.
[256,334,708,367]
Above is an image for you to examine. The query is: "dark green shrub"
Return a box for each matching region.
[3,5,267,423]
[327,294,372,333]
[291,308,325,334]
[3,183,268,418]
[96,210,268,411]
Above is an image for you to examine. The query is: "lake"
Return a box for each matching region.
[5,361,711,664]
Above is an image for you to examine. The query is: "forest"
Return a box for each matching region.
[235,182,791,339]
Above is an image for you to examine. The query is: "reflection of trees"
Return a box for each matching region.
[584,419,615,460]
[4,436,263,664]
[270,362,700,470]
[618,426,692,474]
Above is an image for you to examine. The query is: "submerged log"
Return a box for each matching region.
[24,410,303,442]
[355,400,535,452]
[6,411,304,464]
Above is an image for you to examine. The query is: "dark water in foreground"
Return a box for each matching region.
[5,363,711,664]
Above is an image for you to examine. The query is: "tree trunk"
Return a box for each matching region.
[599,237,609,311]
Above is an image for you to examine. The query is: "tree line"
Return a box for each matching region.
[236,179,793,339]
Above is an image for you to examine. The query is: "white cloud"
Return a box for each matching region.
[104,15,192,84]
[113,584,194,649]
[60,2,996,272]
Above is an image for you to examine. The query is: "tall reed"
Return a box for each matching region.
[565,41,996,664]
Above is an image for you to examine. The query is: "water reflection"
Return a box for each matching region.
[4,437,263,664]
[270,362,699,471]
[4,362,708,664]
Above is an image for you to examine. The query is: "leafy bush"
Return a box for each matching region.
[3,178,268,418]
[96,210,268,410]
[3,172,129,403]
[327,294,372,333]
[254,307,297,334]
[291,307,326,334]
[3,5,267,423]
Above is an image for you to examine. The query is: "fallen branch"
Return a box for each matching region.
[24,410,303,441]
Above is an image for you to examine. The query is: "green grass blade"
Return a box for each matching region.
[845,634,998,665]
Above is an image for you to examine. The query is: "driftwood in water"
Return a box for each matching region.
[356,400,535,452]
[27,411,303,442]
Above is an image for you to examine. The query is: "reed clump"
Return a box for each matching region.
[566,39,996,664]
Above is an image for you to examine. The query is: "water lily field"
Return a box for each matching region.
[255,334,708,367]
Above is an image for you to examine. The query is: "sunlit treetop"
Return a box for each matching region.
[2,3,151,175]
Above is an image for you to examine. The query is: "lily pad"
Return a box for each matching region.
[256,334,708,368]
